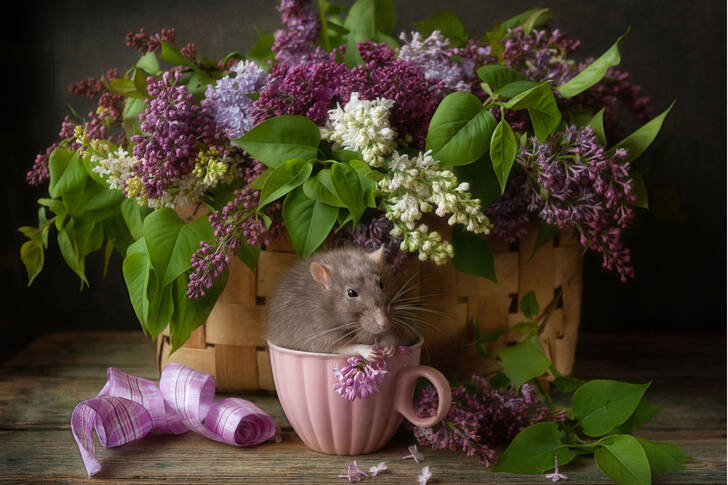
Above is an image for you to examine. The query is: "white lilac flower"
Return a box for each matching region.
[91,147,137,192]
[379,150,491,264]
[321,92,397,167]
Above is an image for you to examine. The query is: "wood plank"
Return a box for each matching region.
[0,429,722,484]
[205,304,266,346]
[256,251,298,298]
[214,345,259,391]
[158,339,215,377]
[455,252,519,296]
[257,348,275,391]
[217,256,257,306]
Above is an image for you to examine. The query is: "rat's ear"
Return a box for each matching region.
[368,246,385,266]
[310,262,332,289]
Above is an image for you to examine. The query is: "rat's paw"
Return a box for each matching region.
[381,344,396,358]
[337,344,378,361]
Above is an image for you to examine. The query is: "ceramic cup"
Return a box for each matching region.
[268,335,451,455]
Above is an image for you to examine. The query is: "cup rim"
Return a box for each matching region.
[267,332,424,357]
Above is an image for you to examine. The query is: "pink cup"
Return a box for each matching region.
[268,336,451,455]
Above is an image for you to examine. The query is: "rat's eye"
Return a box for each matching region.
[347,288,358,298]
[378,280,384,290]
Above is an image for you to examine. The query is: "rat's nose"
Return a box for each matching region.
[375,311,389,330]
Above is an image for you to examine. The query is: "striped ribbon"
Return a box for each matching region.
[71,363,278,477]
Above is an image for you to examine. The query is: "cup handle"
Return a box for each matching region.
[393,365,451,428]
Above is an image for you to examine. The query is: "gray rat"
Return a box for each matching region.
[266,246,419,358]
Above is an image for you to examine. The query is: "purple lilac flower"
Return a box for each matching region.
[125,27,176,54]
[131,71,226,200]
[338,460,368,483]
[333,216,408,269]
[272,0,328,65]
[332,343,389,401]
[187,161,284,299]
[485,170,531,243]
[518,125,636,281]
[203,61,269,139]
[350,42,443,148]
[411,375,564,467]
[398,31,473,94]
[253,59,351,124]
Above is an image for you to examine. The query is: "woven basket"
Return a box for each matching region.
[157,211,582,391]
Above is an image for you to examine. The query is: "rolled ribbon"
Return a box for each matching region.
[71,363,277,477]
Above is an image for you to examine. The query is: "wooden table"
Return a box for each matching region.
[0,332,724,484]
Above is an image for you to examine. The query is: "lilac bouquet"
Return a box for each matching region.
[20,1,671,351]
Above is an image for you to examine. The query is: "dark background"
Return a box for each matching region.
[3,0,725,361]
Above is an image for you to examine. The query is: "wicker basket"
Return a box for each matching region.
[157,213,583,391]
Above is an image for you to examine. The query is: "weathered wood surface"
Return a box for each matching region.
[0,332,724,484]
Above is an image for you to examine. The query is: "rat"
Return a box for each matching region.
[266,246,419,359]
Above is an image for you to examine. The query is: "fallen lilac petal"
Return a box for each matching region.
[369,461,388,476]
[545,454,568,481]
[402,444,424,463]
[418,465,434,485]
[338,460,368,482]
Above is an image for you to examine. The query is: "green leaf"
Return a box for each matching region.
[504,82,561,142]
[330,149,362,164]
[122,97,145,137]
[136,52,161,75]
[501,8,556,33]
[455,156,502,208]
[610,101,675,164]
[330,163,364,227]
[283,187,338,257]
[497,334,551,389]
[57,228,88,288]
[572,379,651,437]
[495,80,539,98]
[303,169,345,207]
[532,222,559,257]
[558,28,629,98]
[142,208,215,287]
[613,401,661,434]
[259,158,313,207]
[49,149,86,198]
[170,270,228,353]
[492,422,574,474]
[553,376,585,393]
[595,434,652,485]
[233,115,321,168]
[120,198,143,240]
[246,30,275,69]
[519,291,539,319]
[237,243,261,271]
[348,160,378,208]
[477,65,529,94]
[413,10,467,46]
[630,172,649,209]
[426,92,497,166]
[635,438,692,474]
[109,78,145,99]
[489,120,518,192]
[20,240,44,286]
[147,283,174,338]
[589,108,607,146]
[344,0,396,38]
[452,227,496,282]
[123,250,152,330]
[160,41,197,69]
[522,8,555,34]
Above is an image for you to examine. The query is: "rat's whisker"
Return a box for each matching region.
[302,322,359,344]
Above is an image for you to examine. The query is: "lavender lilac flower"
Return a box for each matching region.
[203,60,269,139]
[332,342,394,401]
[398,30,473,94]
[412,376,565,467]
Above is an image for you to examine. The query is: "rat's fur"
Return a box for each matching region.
[266,246,419,353]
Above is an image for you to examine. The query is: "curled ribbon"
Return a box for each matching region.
[71,363,277,477]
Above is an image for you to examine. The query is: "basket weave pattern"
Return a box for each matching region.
[158,220,583,391]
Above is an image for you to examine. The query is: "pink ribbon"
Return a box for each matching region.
[71,363,277,477]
